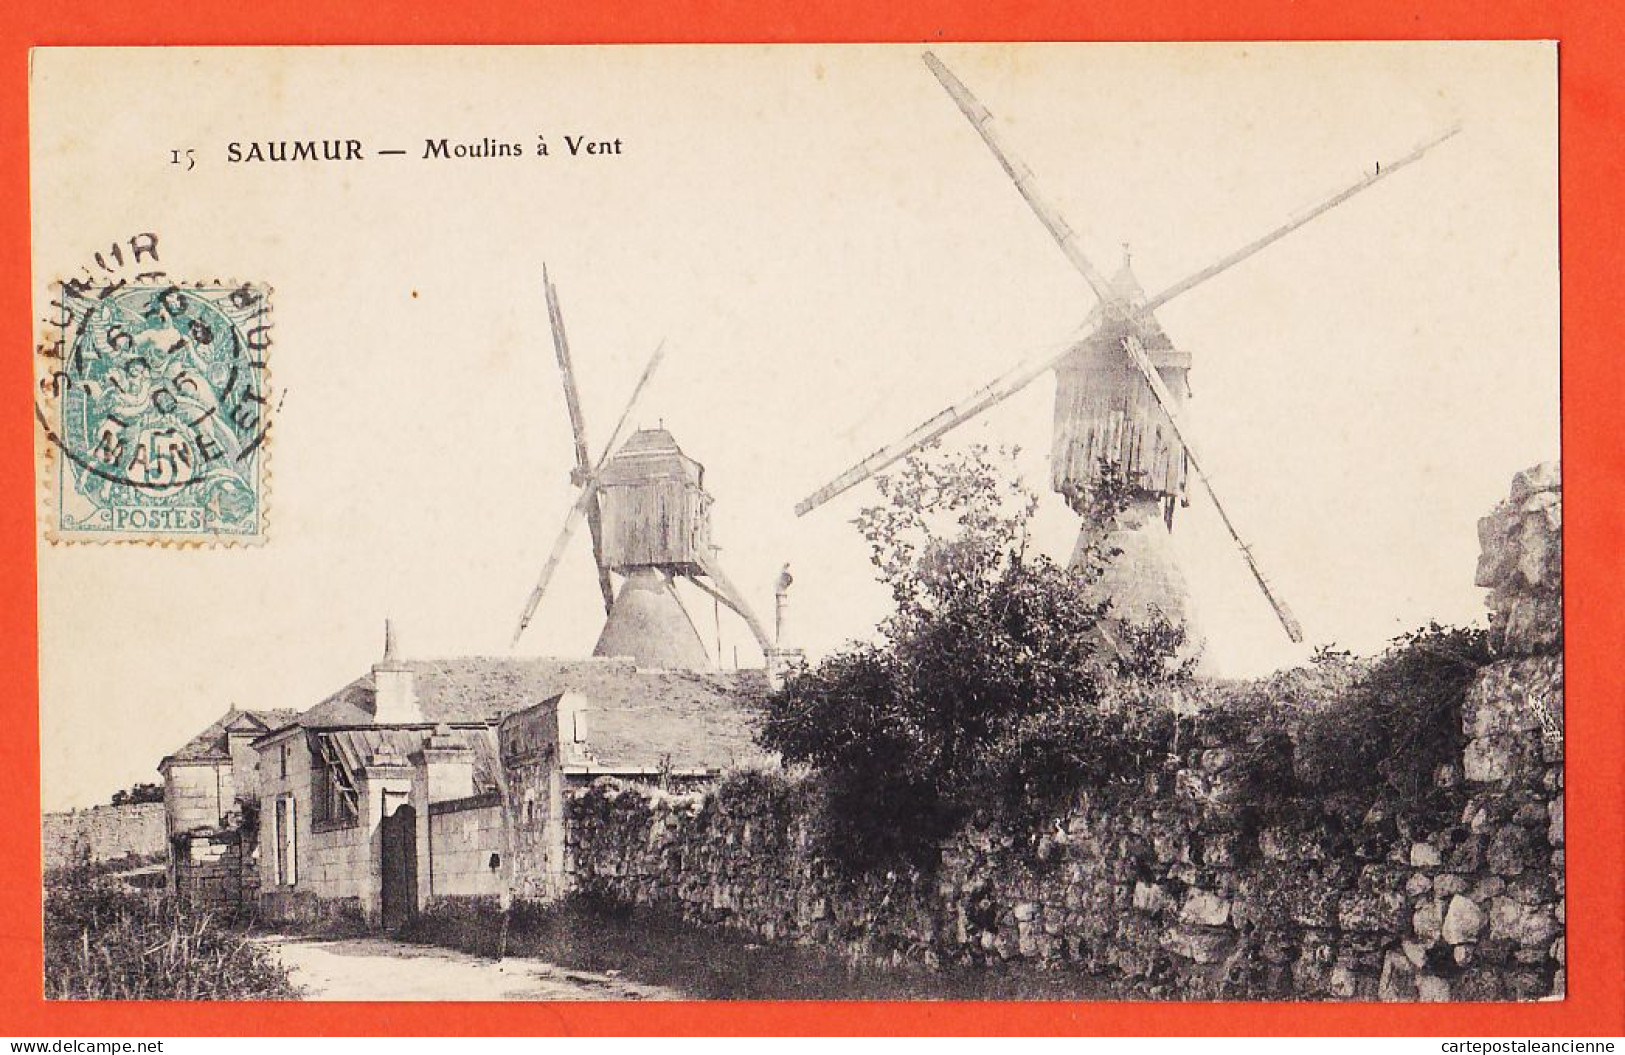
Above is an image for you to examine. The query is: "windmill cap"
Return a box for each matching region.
[601,427,706,488]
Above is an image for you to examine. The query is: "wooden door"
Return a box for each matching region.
[380,803,417,931]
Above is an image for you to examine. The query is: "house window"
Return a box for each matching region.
[311,736,359,828]
[279,745,288,780]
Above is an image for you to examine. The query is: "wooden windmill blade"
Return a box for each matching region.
[510,493,598,648]
[1144,122,1463,313]
[795,118,1462,518]
[1121,333,1303,643]
[686,552,773,653]
[511,339,669,646]
[923,51,1123,315]
[544,268,615,614]
[794,341,1080,515]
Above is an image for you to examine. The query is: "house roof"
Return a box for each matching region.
[282,657,771,773]
[577,694,775,772]
[315,726,502,793]
[161,707,303,768]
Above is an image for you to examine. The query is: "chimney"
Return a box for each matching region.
[372,618,421,724]
[765,564,805,690]
[555,691,593,766]
[419,723,475,803]
[773,563,793,646]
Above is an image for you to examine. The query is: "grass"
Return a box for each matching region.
[401,895,1135,1001]
[44,867,299,1000]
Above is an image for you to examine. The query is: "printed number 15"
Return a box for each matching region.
[170,148,196,171]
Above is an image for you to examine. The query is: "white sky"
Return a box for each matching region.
[31,43,1558,811]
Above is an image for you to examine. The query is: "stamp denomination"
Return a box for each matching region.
[38,280,273,544]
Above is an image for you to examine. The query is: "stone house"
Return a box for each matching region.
[157,706,298,909]
[251,628,770,928]
[159,706,300,836]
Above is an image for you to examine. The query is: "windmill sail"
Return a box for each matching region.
[544,269,615,613]
[922,51,1119,313]
[794,57,1460,516]
[689,551,773,652]
[512,339,668,646]
[1119,334,1303,643]
[794,341,1076,516]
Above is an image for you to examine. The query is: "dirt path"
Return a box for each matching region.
[254,934,684,1001]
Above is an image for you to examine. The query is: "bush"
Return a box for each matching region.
[767,447,1491,874]
[1289,623,1490,810]
[1111,608,1199,683]
[977,683,1182,829]
[762,447,1193,874]
[44,871,298,1000]
[1185,623,1491,819]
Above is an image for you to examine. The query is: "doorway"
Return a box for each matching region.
[380,803,418,931]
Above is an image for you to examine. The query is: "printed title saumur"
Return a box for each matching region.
[224,135,624,162]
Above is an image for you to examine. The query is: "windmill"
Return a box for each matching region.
[511,270,772,669]
[796,51,1463,645]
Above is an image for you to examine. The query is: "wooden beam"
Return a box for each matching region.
[512,340,668,646]
[1121,333,1303,643]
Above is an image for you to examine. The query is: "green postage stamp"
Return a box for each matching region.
[38,280,272,544]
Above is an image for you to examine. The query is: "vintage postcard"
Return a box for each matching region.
[32,43,1561,1004]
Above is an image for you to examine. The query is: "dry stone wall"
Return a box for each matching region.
[572,659,1562,1001]
[569,464,1564,1001]
[173,829,249,914]
[1476,462,1561,657]
[42,802,166,870]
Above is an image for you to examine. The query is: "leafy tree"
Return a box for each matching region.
[764,446,1190,873]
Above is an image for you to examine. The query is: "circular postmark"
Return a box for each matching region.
[37,280,273,541]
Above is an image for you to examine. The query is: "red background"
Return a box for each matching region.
[1,0,1620,1037]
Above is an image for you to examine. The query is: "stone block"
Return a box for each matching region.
[1413,900,1444,944]
[1180,889,1231,927]
[1442,895,1486,945]
[1464,659,1561,740]
[1463,738,1514,785]
[1409,842,1442,868]
[1487,826,1534,876]
[1417,974,1452,1002]
[1378,949,1418,1002]
[1162,925,1236,965]
[1487,897,1559,948]
[1132,881,1174,915]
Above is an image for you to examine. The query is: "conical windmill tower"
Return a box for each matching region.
[796,51,1462,646]
[512,271,772,668]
